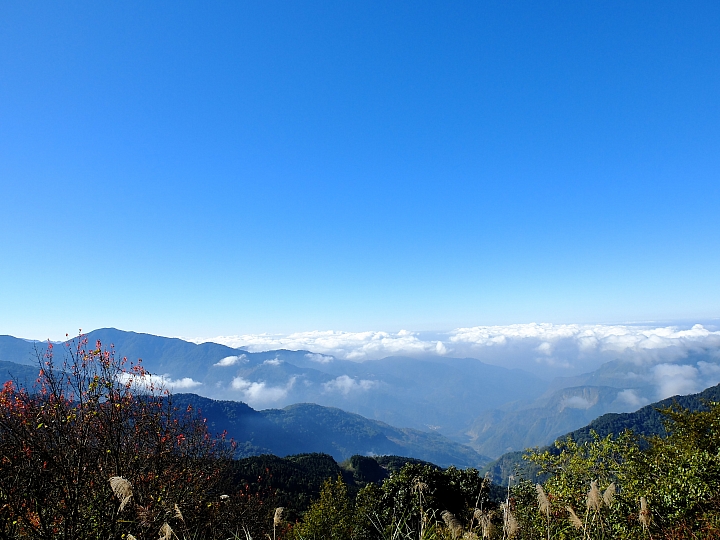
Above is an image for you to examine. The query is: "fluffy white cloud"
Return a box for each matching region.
[561,395,594,410]
[616,389,649,408]
[231,376,295,406]
[305,353,334,364]
[323,375,378,395]
[117,373,202,391]
[653,364,701,399]
[263,358,281,366]
[214,354,246,367]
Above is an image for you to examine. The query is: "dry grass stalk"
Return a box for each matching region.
[274,507,284,526]
[462,532,479,540]
[474,509,494,539]
[413,478,428,493]
[442,510,463,538]
[586,480,602,512]
[127,535,137,540]
[159,522,174,540]
[566,506,583,530]
[481,471,491,492]
[109,476,133,513]
[639,497,651,530]
[536,484,551,517]
[136,505,155,528]
[603,482,616,507]
[506,511,519,538]
[481,512,495,539]
[501,502,519,539]
[174,503,184,523]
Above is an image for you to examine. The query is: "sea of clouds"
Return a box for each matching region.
[189,323,720,401]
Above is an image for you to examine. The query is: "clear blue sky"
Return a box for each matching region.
[1,1,719,340]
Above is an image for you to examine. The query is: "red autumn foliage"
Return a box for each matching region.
[0,335,273,540]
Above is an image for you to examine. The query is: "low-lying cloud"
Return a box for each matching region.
[231,376,295,406]
[323,375,378,395]
[117,373,202,391]
[214,354,247,367]
[187,322,720,405]
[305,353,334,364]
[616,389,649,408]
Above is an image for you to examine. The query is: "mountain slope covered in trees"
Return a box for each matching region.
[483,381,720,484]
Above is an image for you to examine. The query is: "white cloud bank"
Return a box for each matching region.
[190,323,720,370]
[188,322,720,401]
[191,329,448,361]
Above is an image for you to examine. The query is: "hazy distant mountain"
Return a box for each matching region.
[171,394,491,468]
[0,353,490,468]
[3,328,718,456]
[464,385,633,458]
[0,329,547,438]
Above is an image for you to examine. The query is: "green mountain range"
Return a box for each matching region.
[482,381,720,484]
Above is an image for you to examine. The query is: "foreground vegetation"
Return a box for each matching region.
[0,337,719,539]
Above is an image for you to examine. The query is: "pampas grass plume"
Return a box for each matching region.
[159,522,173,540]
[109,476,133,513]
[174,503,184,523]
[603,482,616,507]
[587,480,602,512]
[442,510,463,538]
[274,507,284,526]
[566,506,583,530]
[536,484,550,516]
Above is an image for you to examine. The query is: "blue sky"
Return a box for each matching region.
[1,1,719,340]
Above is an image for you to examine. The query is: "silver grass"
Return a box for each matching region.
[587,480,602,512]
[109,476,133,513]
[159,522,173,540]
[274,507,284,526]
[639,497,651,530]
[480,512,495,539]
[603,482,616,507]
[506,512,519,538]
[566,506,583,530]
[501,502,519,538]
[174,503,184,523]
[536,484,550,517]
[442,510,463,538]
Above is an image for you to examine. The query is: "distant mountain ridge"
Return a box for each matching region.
[482,381,720,484]
[0,329,548,440]
[0,353,489,468]
[171,394,491,468]
[3,328,719,459]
